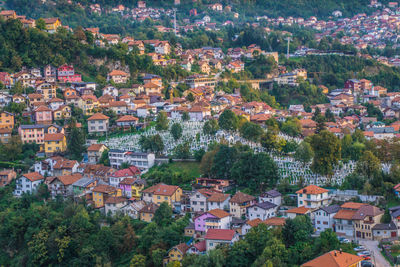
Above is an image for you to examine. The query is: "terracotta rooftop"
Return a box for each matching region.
[207,208,230,219]
[88,113,110,121]
[23,172,44,182]
[286,206,310,215]
[333,209,357,220]
[340,202,368,210]
[229,191,256,204]
[87,144,106,152]
[142,183,180,196]
[204,229,236,241]
[105,196,127,204]
[108,70,129,76]
[301,250,363,267]
[296,185,329,195]
[140,202,159,214]
[52,173,82,185]
[44,133,65,142]
[116,115,139,122]
[92,184,118,194]
[207,193,230,203]
[264,217,286,226]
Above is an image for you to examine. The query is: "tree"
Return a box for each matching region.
[99,149,110,166]
[282,216,313,247]
[203,119,219,135]
[182,111,190,121]
[294,141,314,165]
[381,208,391,223]
[254,237,287,267]
[170,123,183,141]
[210,145,238,179]
[281,118,302,137]
[356,151,381,179]
[314,229,340,253]
[218,110,239,131]
[174,142,191,159]
[186,92,195,102]
[1,135,23,161]
[260,131,279,152]
[36,18,46,30]
[155,112,169,131]
[154,202,172,227]
[310,130,341,176]
[130,254,146,267]
[239,121,263,142]
[66,118,86,160]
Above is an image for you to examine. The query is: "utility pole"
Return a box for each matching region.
[285,37,292,59]
[173,8,177,36]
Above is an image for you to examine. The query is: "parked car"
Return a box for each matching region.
[361,251,371,256]
[354,246,366,251]
[341,238,350,243]
[361,260,373,267]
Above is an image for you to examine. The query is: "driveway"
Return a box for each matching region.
[359,240,391,267]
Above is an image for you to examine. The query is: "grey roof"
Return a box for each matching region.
[370,127,395,134]
[320,205,340,214]
[109,149,126,153]
[185,222,195,229]
[72,177,95,187]
[389,205,400,212]
[261,189,282,198]
[253,201,277,210]
[19,124,46,129]
[231,217,246,225]
[372,222,397,231]
[390,208,400,218]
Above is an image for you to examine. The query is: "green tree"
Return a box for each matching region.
[203,119,219,135]
[294,141,314,165]
[239,121,263,142]
[66,118,86,160]
[314,229,340,253]
[99,149,110,166]
[170,123,183,141]
[130,254,146,267]
[281,118,302,137]
[182,111,190,121]
[381,208,391,223]
[218,110,239,131]
[174,142,191,159]
[154,202,173,227]
[310,130,341,176]
[36,18,46,30]
[282,216,313,247]
[155,112,169,131]
[356,151,381,179]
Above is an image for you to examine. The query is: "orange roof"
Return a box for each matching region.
[23,172,44,182]
[116,115,139,122]
[296,185,329,195]
[301,250,363,267]
[88,113,110,121]
[44,133,65,142]
[229,191,256,204]
[340,202,367,210]
[207,193,230,202]
[35,105,52,112]
[208,209,230,218]
[333,209,357,220]
[246,218,264,227]
[286,206,310,215]
[92,184,118,194]
[87,144,106,151]
[52,173,82,185]
[108,101,127,107]
[142,183,180,196]
[109,70,129,76]
[264,217,286,226]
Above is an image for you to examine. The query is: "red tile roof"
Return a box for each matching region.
[204,229,236,241]
[296,185,329,195]
[88,113,109,121]
[44,133,65,142]
[301,250,363,267]
[142,183,180,196]
[23,172,44,182]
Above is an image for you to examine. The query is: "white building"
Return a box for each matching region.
[259,189,282,206]
[14,172,44,196]
[189,189,209,212]
[247,202,278,221]
[296,185,330,209]
[121,200,146,219]
[108,149,155,171]
[208,193,230,211]
[105,197,128,216]
[313,205,340,233]
[204,229,239,251]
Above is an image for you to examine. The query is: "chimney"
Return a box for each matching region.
[334,251,337,257]
[340,248,342,254]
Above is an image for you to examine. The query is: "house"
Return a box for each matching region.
[344,79,361,92]
[139,202,159,222]
[36,82,56,100]
[92,184,121,208]
[52,158,79,176]
[34,106,53,125]
[18,124,46,144]
[313,205,340,233]
[87,144,108,164]
[79,95,99,115]
[188,106,211,121]
[53,105,71,120]
[372,222,397,241]
[0,111,14,129]
[190,189,214,212]
[87,113,109,135]
[204,209,231,231]
[334,202,367,237]
[165,243,190,264]
[105,197,128,216]
[109,166,141,187]
[285,206,311,219]
[57,64,81,82]
[0,169,17,187]
[47,173,83,198]
[136,105,157,118]
[141,183,182,207]
[119,178,146,199]
[204,229,239,251]
[247,202,278,220]
[107,70,129,84]
[207,193,230,211]
[0,10,17,20]
[301,250,363,267]
[121,200,146,219]
[14,172,44,196]
[108,101,128,115]
[194,178,234,192]
[296,185,330,209]
[154,41,171,55]
[259,190,282,206]
[103,85,118,97]
[44,65,57,79]
[72,177,97,197]
[0,128,12,144]
[116,115,139,128]
[353,205,384,240]
[43,18,62,33]
[143,74,162,87]
[108,150,155,171]
[229,192,257,218]
[44,133,67,156]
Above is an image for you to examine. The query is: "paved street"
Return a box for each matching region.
[359,240,391,267]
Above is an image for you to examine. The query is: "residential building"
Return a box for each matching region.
[121,200,145,219]
[189,188,214,212]
[285,206,311,219]
[47,173,83,198]
[36,82,56,100]
[109,166,141,187]
[141,183,182,207]
[229,192,256,218]
[43,18,62,33]
[105,197,128,216]
[0,169,17,187]
[87,113,109,134]
[14,172,44,196]
[259,189,282,206]
[301,250,363,267]
[296,185,330,209]
[72,177,97,197]
[53,105,72,120]
[313,205,340,233]
[116,115,139,128]
[44,133,67,156]
[204,229,239,251]
[92,184,121,208]
[247,202,278,220]
[18,124,46,144]
[334,202,367,237]
[353,205,384,240]
[107,70,129,84]
[139,202,159,222]
[207,193,230,211]
[372,222,398,241]
[34,106,53,124]
[164,243,190,264]
[0,111,14,129]
[119,178,146,199]
[57,64,81,82]
[0,128,12,143]
[87,144,108,164]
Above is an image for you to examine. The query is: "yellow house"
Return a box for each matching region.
[44,133,66,155]
[139,203,159,222]
[53,105,72,120]
[141,183,182,207]
[36,82,56,100]
[79,95,99,115]
[0,112,14,129]
[164,243,190,265]
[92,184,122,208]
[43,18,62,33]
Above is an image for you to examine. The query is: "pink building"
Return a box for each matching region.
[34,106,53,124]
[57,64,82,83]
